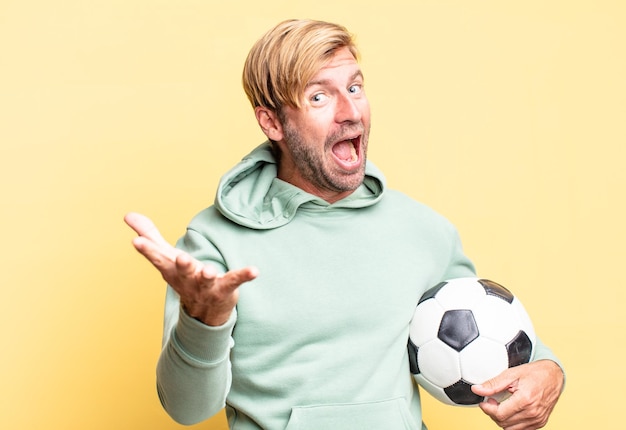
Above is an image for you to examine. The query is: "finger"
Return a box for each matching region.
[217,266,259,293]
[478,398,516,429]
[131,235,180,270]
[199,263,219,280]
[124,212,170,247]
[483,387,538,429]
[472,367,520,397]
[174,255,248,291]
[175,252,206,280]
[478,397,499,416]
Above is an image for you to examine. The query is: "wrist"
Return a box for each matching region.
[174,307,236,363]
[181,303,231,327]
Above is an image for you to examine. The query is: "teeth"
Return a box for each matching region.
[350,144,357,162]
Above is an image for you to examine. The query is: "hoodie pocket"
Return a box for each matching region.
[284,397,418,430]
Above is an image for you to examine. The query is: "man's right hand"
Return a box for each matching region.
[124,212,258,326]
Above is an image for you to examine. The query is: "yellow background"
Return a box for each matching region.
[2,0,624,428]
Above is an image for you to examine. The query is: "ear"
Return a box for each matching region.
[255,107,284,142]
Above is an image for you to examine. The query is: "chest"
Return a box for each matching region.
[227,211,446,347]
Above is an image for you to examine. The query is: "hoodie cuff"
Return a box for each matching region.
[172,307,236,364]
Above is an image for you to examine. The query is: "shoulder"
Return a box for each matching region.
[187,205,225,231]
[175,206,230,250]
[376,189,462,241]
[382,189,451,221]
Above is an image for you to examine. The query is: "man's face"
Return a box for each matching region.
[275,47,371,203]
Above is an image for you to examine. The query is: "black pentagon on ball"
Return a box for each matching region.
[507,330,533,367]
[407,339,420,374]
[417,281,448,305]
[444,379,484,405]
[478,279,514,304]
[438,309,479,352]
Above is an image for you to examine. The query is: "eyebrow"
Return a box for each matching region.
[305,70,364,89]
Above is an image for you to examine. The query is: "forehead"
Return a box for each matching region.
[307,47,362,85]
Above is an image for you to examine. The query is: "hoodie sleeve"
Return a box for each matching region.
[441,221,478,281]
[155,228,234,425]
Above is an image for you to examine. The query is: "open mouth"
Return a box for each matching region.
[331,135,361,165]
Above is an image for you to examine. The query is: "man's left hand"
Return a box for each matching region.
[471,360,564,430]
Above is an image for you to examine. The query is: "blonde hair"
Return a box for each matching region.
[242,19,359,112]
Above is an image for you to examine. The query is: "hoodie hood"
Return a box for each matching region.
[215,141,386,230]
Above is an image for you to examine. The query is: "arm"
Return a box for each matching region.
[124,212,258,424]
[157,296,237,424]
[439,220,564,429]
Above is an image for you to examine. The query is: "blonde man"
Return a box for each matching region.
[126,19,563,429]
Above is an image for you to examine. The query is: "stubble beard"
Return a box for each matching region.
[282,122,369,194]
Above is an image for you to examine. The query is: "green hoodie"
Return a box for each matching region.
[156,142,558,429]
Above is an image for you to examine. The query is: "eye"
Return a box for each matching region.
[310,92,329,105]
[348,84,362,95]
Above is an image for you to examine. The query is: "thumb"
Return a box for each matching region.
[218,266,260,292]
[472,369,519,397]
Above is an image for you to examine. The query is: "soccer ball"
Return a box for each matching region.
[408,277,536,406]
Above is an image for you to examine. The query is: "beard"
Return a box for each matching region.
[282,121,369,195]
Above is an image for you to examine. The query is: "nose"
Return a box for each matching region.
[335,91,363,124]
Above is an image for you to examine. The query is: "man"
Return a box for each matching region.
[125,19,563,429]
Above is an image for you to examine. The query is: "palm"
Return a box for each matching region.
[124,212,258,325]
